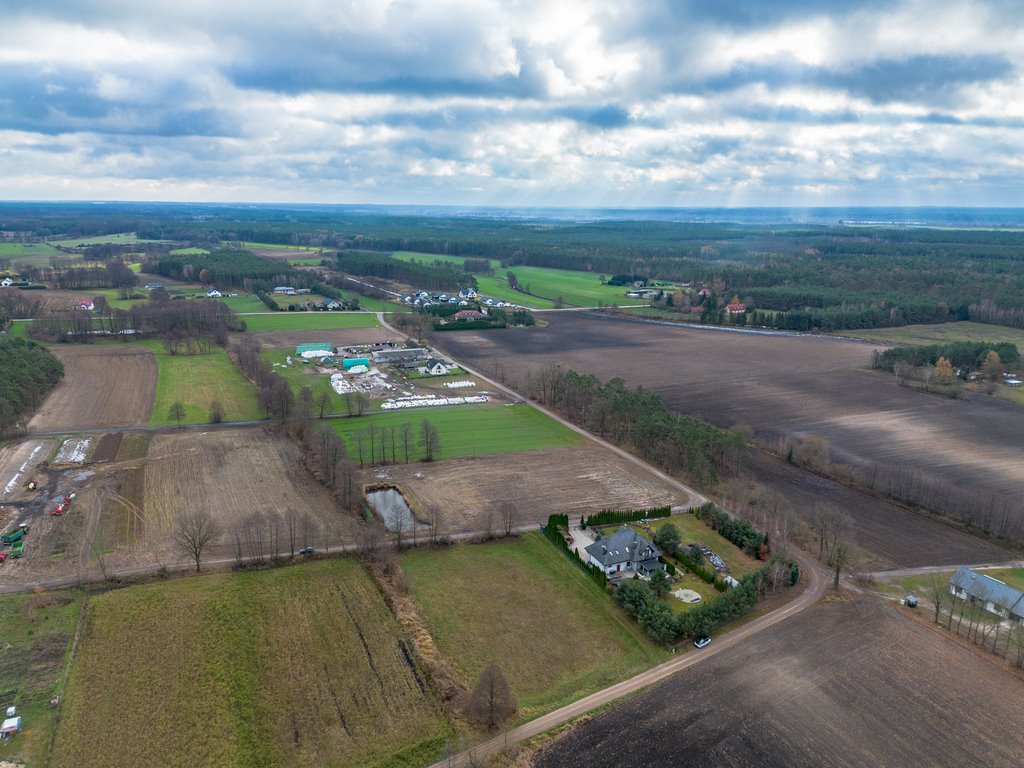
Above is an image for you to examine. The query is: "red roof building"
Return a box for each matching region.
[726,303,746,314]
[453,309,485,321]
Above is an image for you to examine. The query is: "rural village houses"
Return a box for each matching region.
[585,526,665,577]
[949,567,1024,624]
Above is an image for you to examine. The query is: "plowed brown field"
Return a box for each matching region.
[28,345,156,431]
[361,444,685,533]
[535,598,1024,768]
[140,428,361,559]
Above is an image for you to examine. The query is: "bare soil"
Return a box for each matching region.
[28,345,156,431]
[237,326,394,349]
[534,597,1024,768]
[433,314,1023,566]
[360,444,686,534]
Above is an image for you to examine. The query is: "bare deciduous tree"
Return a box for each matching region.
[173,510,222,572]
[465,663,516,730]
[499,502,517,537]
[208,399,225,424]
[168,401,186,427]
[923,571,950,624]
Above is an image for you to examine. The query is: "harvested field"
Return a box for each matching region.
[535,598,1024,768]
[402,534,666,722]
[28,345,156,431]
[51,560,451,768]
[433,313,1024,563]
[139,428,360,559]
[362,444,685,533]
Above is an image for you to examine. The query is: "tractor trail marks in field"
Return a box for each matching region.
[28,345,157,431]
[534,598,1024,768]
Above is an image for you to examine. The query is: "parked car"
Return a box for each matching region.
[299,546,315,556]
[694,635,712,649]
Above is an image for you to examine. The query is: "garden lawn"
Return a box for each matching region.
[145,341,261,425]
[0,590,83,768]
[51,561,451,768]
[260,348,350,415]
[331,403,583,460]
[401,534,667,722]
[631,514,762,579]
[241,312,380,333]
[219,294,269,313]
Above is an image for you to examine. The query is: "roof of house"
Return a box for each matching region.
[726,302,746,312]
[425,357,448,369]
[950,567,1024,615]
[585,526,661,568]
[453,309,485,320]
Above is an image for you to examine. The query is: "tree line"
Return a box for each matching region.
[522,367,746,488]
[0,337,64,435]
[335,251,475,292]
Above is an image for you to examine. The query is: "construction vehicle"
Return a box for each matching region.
[0,552,6,563]
[10,541,24,558]
[1,529,26,544]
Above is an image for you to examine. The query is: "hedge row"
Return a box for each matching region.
[540,515,608,590]
[695,502,768,557]
[584,506,670,528]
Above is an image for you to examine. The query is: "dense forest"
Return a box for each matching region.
[0,337,64,435]
[522,366,746,488]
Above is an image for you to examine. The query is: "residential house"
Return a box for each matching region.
[422,358,450,376]
[458,288,478,299]
[319,299,342,310]
[949,566,1024,624]
[75,299,95,311]
[726,302,747,314]
[144,281,163,290]
[585,526,664,577]
[206,289,222,298]
[1,277,13,287]
[453,309,485,321]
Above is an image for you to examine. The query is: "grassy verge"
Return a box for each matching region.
[401,534,667,722]
[0,590,84,767]
[241,312,380,333]
[834,321,1024,347]
[331,404,583,460]
[145,341,262,425]
[51,560,451,768]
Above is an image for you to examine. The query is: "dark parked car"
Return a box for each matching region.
[694,635,712,649]
[299,546,315,555]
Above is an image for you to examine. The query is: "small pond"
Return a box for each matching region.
[366,487,431,532]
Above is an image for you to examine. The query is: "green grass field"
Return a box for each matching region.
[236,241,321,251]
[51,561,451,768]
[331,403,583,460]
[260,349,350,415]
[219,294,270,313]
[145,341,262,425]
[51,233,167,247]
[892,567,1024,597]
[391,251,644,308]
[0,241,62,266]
[241,311,380,333]
[835,322,1024,348]
[401,534,667,722]
[6,319,30,339]
[0,590,83,767]
[287,257,324,266]
[169,247,210,255]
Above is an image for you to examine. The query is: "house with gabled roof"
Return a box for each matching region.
[585,526,664,578]
[949,567,1024,624]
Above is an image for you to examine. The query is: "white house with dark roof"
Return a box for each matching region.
[421,358,451,376]
[949,567,1024,624]
[585,526,664,578]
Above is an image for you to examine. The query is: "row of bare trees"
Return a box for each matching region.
[922,573,1024,668]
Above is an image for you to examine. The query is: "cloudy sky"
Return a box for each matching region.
[1,0,1022,206]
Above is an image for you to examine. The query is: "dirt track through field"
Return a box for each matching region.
[534,597,1024,768]
[28,345,156,431]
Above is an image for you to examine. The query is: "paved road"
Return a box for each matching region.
[428,549,824,768]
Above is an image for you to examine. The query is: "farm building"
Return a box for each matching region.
[273,286,297,294]
[421,358,451,376]
[949,567,1024,624]
[585,526,664,577]
[295,342,334,360]
[342,357,371,372]
[373,347,430,365]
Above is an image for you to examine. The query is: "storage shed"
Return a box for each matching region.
[343,357,371,371]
